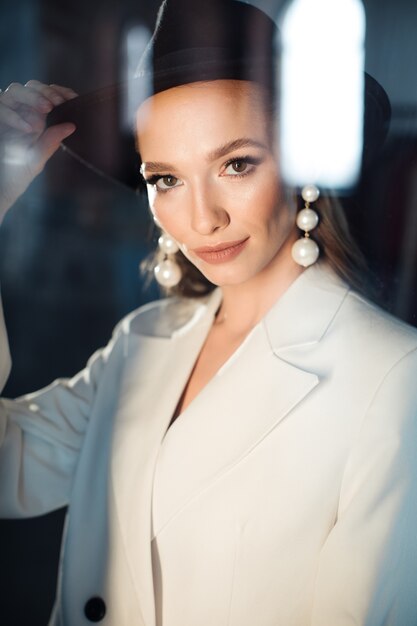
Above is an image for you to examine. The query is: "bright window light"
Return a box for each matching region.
[279,0,366,190]
[122,24,151,131]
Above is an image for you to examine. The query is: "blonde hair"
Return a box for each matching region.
[309,193,369,294]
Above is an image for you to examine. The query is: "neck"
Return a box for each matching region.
[215,232,305,335]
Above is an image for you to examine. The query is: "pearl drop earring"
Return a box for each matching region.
[154,232,182,287]
[291,184,320,267]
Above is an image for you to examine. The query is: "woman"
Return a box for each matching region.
[1,1,417,625]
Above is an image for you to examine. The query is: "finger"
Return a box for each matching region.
[25,81,78,106]
[14,104,46,134]
[2,82,53,113]
[0,100,33,132]
[30,123,76,175]
[25,79,72,107]
[49,84,79,100]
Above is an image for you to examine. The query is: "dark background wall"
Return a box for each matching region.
[0,1,416,624]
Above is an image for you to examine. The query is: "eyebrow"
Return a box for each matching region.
[141,137,267,174]
[207,138,268,161]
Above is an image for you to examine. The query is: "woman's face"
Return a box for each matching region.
[136,79,296,287]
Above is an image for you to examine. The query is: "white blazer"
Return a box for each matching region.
[1,262,417,626]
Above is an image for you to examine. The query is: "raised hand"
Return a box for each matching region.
[0,80,77,218]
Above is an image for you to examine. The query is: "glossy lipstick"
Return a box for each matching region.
[192,237,249,264]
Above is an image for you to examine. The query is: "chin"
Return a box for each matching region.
[195,264,260,288]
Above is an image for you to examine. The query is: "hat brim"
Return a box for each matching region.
[48,69,391,191]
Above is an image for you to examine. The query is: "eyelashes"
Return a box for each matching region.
[222,155,262,177]
[142,154,263,193]
[144,173,179,189]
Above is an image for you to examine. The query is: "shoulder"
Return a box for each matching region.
[113,290,219,339]
[304,270,417,436]
[336,288,417,365]
[304,261,417,363]
[265,263,417,370]
[274,262,417,386]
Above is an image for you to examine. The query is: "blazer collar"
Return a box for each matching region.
[125,260,350,351]
[200,262,350,354]
[262,261,350,354]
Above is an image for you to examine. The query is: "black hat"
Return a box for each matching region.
[48,0,391,191]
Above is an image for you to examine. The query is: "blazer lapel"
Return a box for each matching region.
[152,263,351,536]
[110,289,222,626]
[152,322,320,537]
[263,261,350,355]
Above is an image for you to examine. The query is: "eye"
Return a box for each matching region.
[155,175,181,190]
[224,160,249,175]
[143,174,183,192]
[222,155,262,178]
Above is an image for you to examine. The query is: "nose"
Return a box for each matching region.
[189,183,230,235]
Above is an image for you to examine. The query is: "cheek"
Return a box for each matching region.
[247,181,296,252]
[240,174,285,231]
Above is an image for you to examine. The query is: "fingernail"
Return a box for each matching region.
[63,123,76,135]
[52,96,64,106]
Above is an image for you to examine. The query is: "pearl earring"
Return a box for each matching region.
[154,232,183,288]
[291,184,320,267]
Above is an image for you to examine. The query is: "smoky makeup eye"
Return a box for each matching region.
[221,155,263,178]
[142,154,263,191]
[143,173,182,192]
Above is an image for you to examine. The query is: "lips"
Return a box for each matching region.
[192,237,249,264]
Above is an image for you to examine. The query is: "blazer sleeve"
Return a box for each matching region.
[311,347,417,625]
[0,295,121,518]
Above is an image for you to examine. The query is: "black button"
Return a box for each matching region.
[84,597,106,622]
